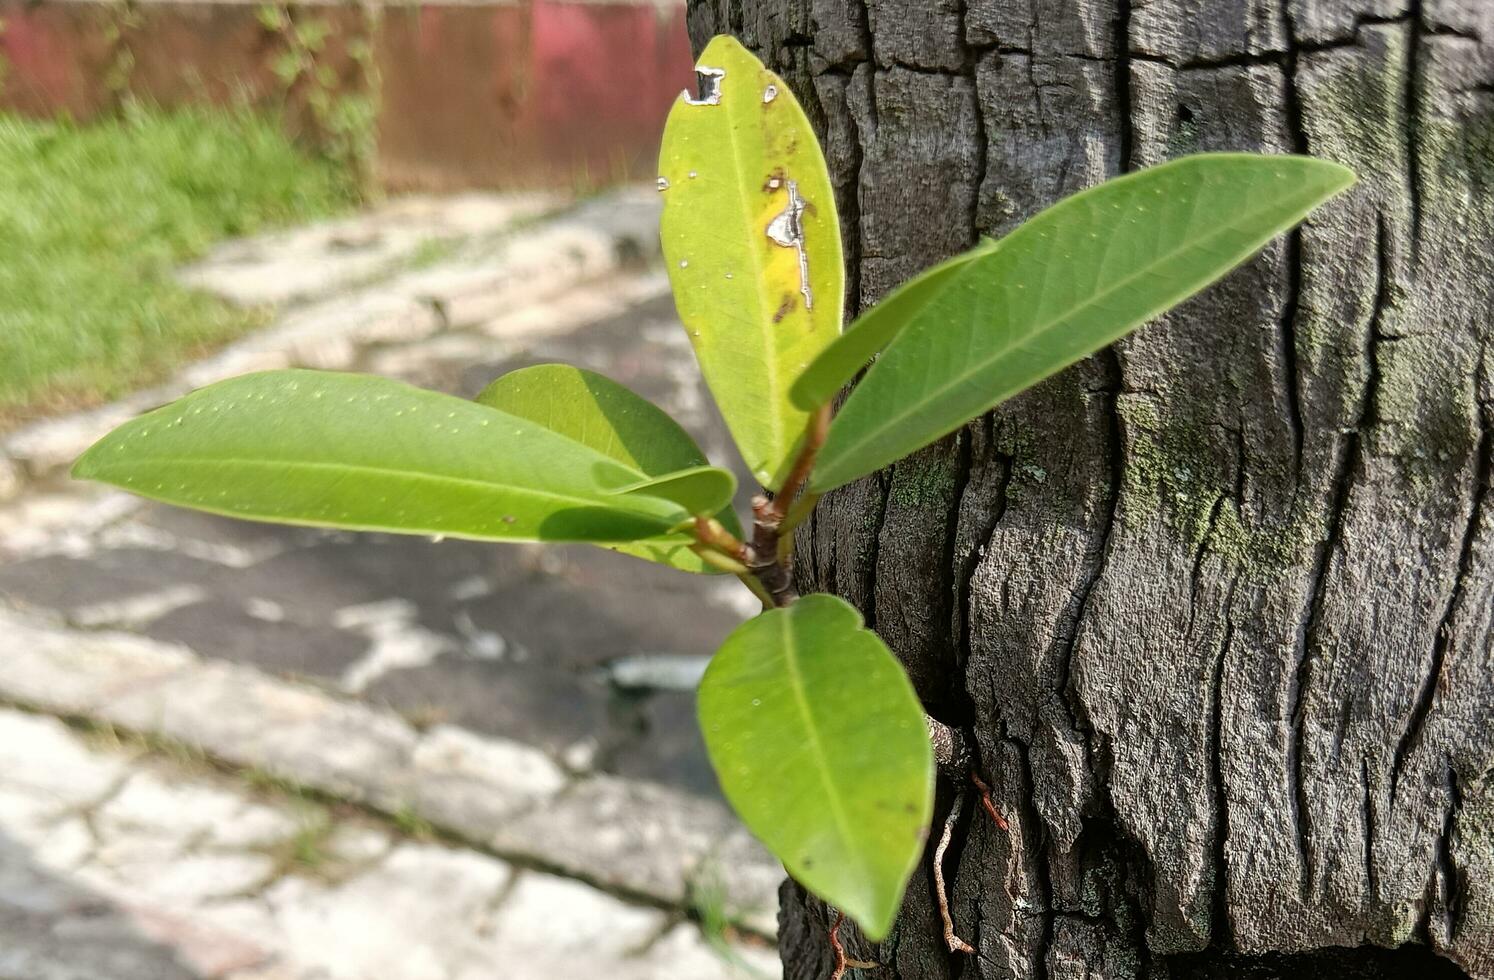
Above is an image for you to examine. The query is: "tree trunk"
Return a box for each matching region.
[684,2,1493,977]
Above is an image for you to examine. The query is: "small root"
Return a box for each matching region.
[829,910,848,979]
[934,788,976,955]
[826,910,881,977]
[971,771,1009,832]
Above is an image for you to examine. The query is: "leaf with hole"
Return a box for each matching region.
[659,34,845,490]
[698,594,934,940]
[810,153,1357,492]
[73,370,688,543]
[477,364,742,573]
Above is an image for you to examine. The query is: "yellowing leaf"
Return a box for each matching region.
[659,34,845,490]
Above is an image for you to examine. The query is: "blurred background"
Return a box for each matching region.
[0,2,782,977]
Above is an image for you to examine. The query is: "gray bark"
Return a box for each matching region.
[685,2,1494,977]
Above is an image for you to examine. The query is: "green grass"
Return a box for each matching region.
[0,103,359,427]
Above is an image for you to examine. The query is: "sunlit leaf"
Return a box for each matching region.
[73,370,687,543]
[659,34,845,490]
[698,594,934,940]
[790,240,998,411]
[477,364,742,573]
[811,153,1357,492]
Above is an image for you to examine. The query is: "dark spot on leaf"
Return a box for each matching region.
[774,296,795,323]
[762,167,787,193]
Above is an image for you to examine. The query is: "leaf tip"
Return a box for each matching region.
[697,33,750,65]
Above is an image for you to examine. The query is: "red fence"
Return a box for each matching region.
[0,0,696,191]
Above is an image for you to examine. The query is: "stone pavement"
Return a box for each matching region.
[0,705,779,980]
[0,190,785,976]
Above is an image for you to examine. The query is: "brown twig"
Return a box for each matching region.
[744,496,799,607]
[693,516,748,559]
[770,404,831,524]
[970,771,1009,832]
[933,788,976,955]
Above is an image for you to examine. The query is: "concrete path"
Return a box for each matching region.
[0,190,783,977]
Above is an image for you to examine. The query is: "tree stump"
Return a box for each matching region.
[684,1,1494,976]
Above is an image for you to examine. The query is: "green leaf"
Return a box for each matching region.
[659,34,845,490]
[698,594,934,940]
[790,239,999,411]
[73,370,688,543]
[811,153,1357,492]
[476,364,743,573]
[614,465,736,517]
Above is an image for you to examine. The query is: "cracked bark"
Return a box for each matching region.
[687,1,1493,977]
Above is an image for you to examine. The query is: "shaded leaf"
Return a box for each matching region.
[477,364,705,475]
[73,370,686,543]
[477,364,742,572]
[659,34,845,490]
[613,465,737,518]
[698,594,934,940]
[811,153,1356,492]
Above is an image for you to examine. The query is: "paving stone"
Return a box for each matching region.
[180,192,560,308]
[629,924,782,980]
[385,188,661,333]
[476,271,670,343]
[0,613,196,717]
[103,664,423,807]
[259,842,514,980]
[120,902,277,979]
[321,824,393,867]
[409,724,567,825]
[11,816,95,874]
[262,292,443,368]
[0,711,131,809]
[0,608,784,940]
[478,871,664,977]
[95,771,298,854]
[490,772,781,933]
[87,853,278,908]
